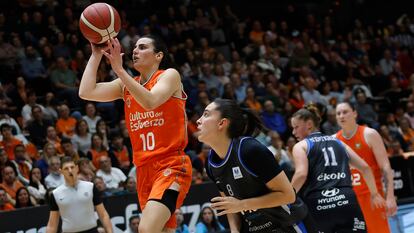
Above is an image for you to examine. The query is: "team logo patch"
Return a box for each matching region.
[126,96,131,108]
[232,167,243,179]
[163,168,172,176]
[355,142,361,149]
[353,217,366,230]
[321,188,340,197]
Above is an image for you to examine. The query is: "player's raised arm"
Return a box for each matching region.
[79,43,124,102]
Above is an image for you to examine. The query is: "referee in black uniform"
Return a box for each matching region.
[46,156,113,233]
[290,104,386,233]
[197,99,307,233]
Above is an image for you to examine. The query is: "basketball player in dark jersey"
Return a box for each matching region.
[197,98,308,233]
[291,104,386,233]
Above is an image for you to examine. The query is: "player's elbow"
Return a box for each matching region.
[285,186,296,204]
[78,89,89,100]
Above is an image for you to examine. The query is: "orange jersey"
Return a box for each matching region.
[336,125,383,195]
[0,138,22,160]
[124,70,188,167]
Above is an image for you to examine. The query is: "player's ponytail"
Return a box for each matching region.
[293,103,322,128]
[213,98,266,138]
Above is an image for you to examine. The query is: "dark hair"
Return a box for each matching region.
[337,101,356,111]
[0,123,12,132]
[15,187,34,208]
[75,119,89,134]
[31,105,42,113]
[61,137,72,145]
[292,103,322,128]
[213,98,265,138]
[129,215,140,224]
[199,206,221,230]
[60,156,75,168]
[141,34,174,70]
[29,167,45,190]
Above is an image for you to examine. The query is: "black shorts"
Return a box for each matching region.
[303,187,366,233]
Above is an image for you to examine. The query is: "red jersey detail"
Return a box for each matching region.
[123,70,188,167]
[336,125,383,195]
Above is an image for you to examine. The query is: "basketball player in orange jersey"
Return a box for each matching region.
[79,35,192,233]
[335,102,397,233]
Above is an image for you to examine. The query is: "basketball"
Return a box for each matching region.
[79,3,121,45]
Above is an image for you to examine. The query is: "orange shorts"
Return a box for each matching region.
[136,154,192,229]
[356,193,390,233]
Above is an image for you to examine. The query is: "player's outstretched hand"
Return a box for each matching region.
[90,42,109,55]
[385,197,397,216]
[371,192,386,210]
[211,196,244,216]
[101,38,124,74]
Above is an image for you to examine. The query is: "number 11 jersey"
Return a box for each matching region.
[300,132,353,197]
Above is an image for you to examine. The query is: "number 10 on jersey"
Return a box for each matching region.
[140,132,155,151]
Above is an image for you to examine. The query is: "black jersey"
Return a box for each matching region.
[300,132,353,198]
[207,137,305,233]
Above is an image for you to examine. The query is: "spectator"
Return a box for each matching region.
[19,45,48,94]
[50,57,81,107]
[45,126,63,154]
[243,86,262,113]
[25,105,54,148]
[55,104,77,138]
[44,156,64,190]
[261,100,288,139]
[124,176,136,193]
[10,144,32,185]
[35,142,58,178]
[71,119,92,155]
[96,119,110,150]
[379,49,395,76]
[82,102,102,134]
[399,117,414,151]
[96,155,126,190]
[2,76,27,116]
[0,165,24,206]
[110,134,131,174]
[175,208,190,233]
[0,107,23,138]
[21,91,47,127]
[404,101,414,128]
[15,186,36,208]
[354,88,379,129]
[195,206,225,233]
[321,108,340,135]
[266,131,294,177]
[0,123,23,160]
[60,137,82,162]
[301,76,327,105]
[27,167,47,204]
[124,215,140,233]
[92,176,112,198]
[0,187,14,211]
[43,92,59,121]
[77,157,95,182]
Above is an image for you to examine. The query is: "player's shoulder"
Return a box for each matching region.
[362,126,381,139]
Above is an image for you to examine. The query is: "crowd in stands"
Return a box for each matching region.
[1,0,414,224]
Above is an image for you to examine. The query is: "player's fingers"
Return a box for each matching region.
[216,210,227,216]
[211,196,223,202]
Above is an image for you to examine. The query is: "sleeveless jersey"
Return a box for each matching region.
[123,70,188,167]
[300,132,353,197]
[336,125,383,195]
[207,137,302,233]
